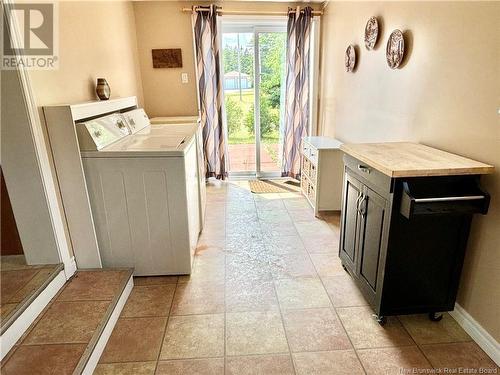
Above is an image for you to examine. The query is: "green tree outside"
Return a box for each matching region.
[223,32,286,145]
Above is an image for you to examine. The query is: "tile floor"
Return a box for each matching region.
[95,180,498,375]
[1,270,131,375]
[0,255,61,326]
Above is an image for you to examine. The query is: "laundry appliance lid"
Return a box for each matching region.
[104,134,186,152]
[122,108,150,134]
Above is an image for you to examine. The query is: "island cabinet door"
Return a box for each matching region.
[339,171,363,272]
[356,186,388,298]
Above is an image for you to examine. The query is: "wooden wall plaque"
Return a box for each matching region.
[152,49,183,68]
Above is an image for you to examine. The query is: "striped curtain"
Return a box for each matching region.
[193,5,228,180]
[281,7,313,179]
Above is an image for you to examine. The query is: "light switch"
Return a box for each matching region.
[181,73,189,84]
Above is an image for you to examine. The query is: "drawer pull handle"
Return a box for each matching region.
[358,165,371,174]
[414,195,485,203]
[400,181,490,218]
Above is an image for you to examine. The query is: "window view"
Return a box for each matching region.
[258,32,286,172]
[222,29,286,175]
[222,32,256,173]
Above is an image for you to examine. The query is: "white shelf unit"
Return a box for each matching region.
[300,136,344,216]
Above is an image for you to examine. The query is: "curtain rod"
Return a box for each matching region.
[181,6,323,16]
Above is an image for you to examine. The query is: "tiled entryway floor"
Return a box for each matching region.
[96,180,498,375]
[1,269,132,375]
[0,255,61,326]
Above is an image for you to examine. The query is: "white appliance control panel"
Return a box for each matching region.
[123,108,150,134]
[76,113,131,151]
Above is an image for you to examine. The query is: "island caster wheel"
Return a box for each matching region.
[342,264,349,273]
[373,314,387,326]
[428,312,443,322]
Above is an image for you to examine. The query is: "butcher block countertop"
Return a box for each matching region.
[340,142,494,178]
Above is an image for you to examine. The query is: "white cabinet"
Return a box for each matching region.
[301,136,343,215]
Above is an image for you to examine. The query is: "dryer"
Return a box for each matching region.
[76,112,200,276]
[122,109,206,230]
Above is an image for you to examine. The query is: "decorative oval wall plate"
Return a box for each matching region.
[386,29,405,69]
[345,45,356,72]
[364,17,379,50]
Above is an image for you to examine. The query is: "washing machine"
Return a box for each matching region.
[76,112,200,276]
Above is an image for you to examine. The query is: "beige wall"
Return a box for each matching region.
[30,1,144,106]
[27,1,145,259]
[319,1,500,340]
[133,1,321,118]
[133,1,198,117]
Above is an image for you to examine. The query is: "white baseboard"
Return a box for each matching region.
[64,256,77,279]
[449,303,500,365]
[0,270,66,360]
[80,275,134,375]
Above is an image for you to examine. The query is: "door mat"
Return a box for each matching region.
[249,179,300,194]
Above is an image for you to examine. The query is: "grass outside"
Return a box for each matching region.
[229,133,279,145]
[225,90,280,145]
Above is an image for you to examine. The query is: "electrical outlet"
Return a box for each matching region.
[181,73,189,84]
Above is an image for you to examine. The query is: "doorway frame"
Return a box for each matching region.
[222,17,287,179]
[1,0,76,357]
[1,1,74,275]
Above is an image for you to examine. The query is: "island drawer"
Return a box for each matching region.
[400,177,490,219]
[343,154,392,196]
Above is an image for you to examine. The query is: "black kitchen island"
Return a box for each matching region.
[338,142,494,325]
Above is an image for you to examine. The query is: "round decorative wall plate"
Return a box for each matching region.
[386,29,405,69]
[345,45,356,72]
[364,17,379,50]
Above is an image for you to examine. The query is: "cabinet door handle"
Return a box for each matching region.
[356,192,363,213]
[359,194,367,218]
[358,165,371,174]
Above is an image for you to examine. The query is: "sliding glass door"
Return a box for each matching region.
[222,31,256,174]
[222,20,287,178]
